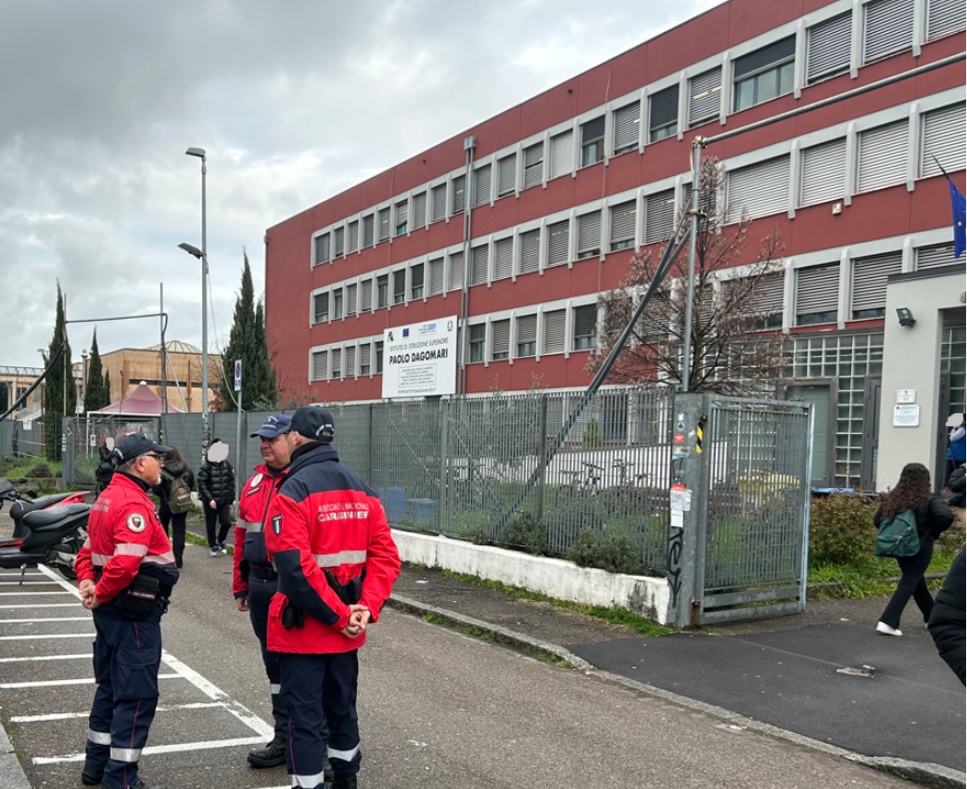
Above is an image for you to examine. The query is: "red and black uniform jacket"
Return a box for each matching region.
[75,473,178,604]
[233,463,287,599]
[264,442,400,654]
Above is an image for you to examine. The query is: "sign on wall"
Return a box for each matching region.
[381,316,458,399]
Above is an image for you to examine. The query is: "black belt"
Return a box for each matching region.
[250,565,278,582]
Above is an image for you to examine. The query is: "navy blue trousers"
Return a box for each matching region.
[279,650,360,788]
[85,605,162,789]
[248,576,286,738]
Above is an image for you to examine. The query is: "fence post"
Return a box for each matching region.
[536,394,548,522]
[438,400,449,534]
[667,392,710,628]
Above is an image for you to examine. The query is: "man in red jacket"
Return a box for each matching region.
[75,433,179,789]
[265,405,400,789]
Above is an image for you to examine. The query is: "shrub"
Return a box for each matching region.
[809,494,879,565]
[566,529,646,575]
[582,418,602,449]
[500,511,547,555]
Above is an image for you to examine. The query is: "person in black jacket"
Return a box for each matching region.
[94,443,115,496]
[151,447,195,569]
[197,438,236,557]
[874,462,954,636]
[928,549,965,685]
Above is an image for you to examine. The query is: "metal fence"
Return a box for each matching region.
[0,418,45,460]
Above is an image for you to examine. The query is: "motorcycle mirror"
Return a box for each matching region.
[25,490,37,499]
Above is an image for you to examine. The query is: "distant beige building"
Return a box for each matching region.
[0,366,49,420]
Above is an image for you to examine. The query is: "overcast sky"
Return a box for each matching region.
[0,0,725,371]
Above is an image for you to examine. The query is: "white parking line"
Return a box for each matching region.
[0,653,90,663]
[2,673,180,689]
[12,701,227,723]
[34,736,269,764]
[0,603,80,609]
[0,633,94,641]
[0,617,89,623]
[0,591,75,596]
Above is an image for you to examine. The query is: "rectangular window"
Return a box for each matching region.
[516,314,537,358]
[311,350,328,381]
[493,238,513,281]
[314,233,330,265]
[313,292,329,323]
[916,243,957,270]
[733,36,795,112]
[473,163,492,206]
[448,251,464,292]
[519,229,540,274]
[412,191,427,230]
[920,103,966,177]
[378,207,391,242]
[451,175,466,214]
[864,0,914,63]
[649,85,679,142]
[395,200,408,235]
[331,348,342,380]
[852,252,902,318]
[549,130,574,179]
[581,117,605,166]
[359,344,371,376]
[688,68,721,128]
[613,102,640,155]
[471,245,488,285]
[361,278,372,311]
[497,153,516,196]
[806,11,851,83]
[543,309,566,354]
[332,288,343,320]
[795,264,839,325]
[576,212,601,259]
[347,220,359,253]
[333,227,345,257]
[393,270,406,304]
[857,120,907,192]
[431,184,447,222]
[345,346,356,378]
[546,220,569,267]
[573,305,597,351]
[375,341,383,374]
[491,319,510,360]
[428,257,444,295]
[728,155,789,219]
[728,272,784,329]
[800,139,847,206]
[610,200,636,251]
[469,323,485,363]
[927,0,966,40]
[362,214,375,247]
[645,189,675,244]
[523,142,543,189]
[346,283,357,316]
[411,263,424,300]
[377,275,388,308]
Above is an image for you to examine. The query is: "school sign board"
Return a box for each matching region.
[381,316,458,398]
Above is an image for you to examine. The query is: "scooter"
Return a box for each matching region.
[5,477,88,539]
[0,478,90,582]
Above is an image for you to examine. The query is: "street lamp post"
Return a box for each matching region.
[182,146,209,450]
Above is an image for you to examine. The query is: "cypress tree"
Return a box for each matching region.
[43,282,76,461]
[84,329,111,412]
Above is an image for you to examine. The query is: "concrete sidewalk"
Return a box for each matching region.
[388,563,967,789]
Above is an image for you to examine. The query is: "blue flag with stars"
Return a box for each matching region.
[947,176,966,258]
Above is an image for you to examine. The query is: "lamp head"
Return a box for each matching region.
[185,147,206,158]
[178,242,203,259]
[896,307,916,328]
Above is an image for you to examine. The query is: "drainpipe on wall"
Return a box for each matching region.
[458,135,476,396]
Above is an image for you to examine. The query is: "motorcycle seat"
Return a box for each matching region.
[22,503,90,529]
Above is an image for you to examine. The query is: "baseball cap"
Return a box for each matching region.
[290,406,335,443]
[250,413,291,439]
[113,433,172,462]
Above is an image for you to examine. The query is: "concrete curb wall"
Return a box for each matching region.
[391,529,671,624]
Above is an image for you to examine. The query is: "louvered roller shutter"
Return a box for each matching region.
[523,143,543,188]
[395,201,407,232]
[864,0,915,63]
[729,156,789,219]
[347,221,359,253]
[313,292,329,323]
[345,346,356,378]
[689,68,721,127]
[451,175,466,214]
[801,139,847,206]
[519,229,540,274]
[577,212,601,258]
[393,270,406,304]
[572,304,597,350]
[549,130,574,179]
[361,279,372,311]
[312,351,327,381]
[471,245,489,285]
[927,0,966,39]
[517,314,537,357]
[610,201,636,250]
[359,344,371,374]
[346,284,357,316]
[362,215,374,246]
[474,164,492,206]
[314,233,330,265]
[857,121,907,192]
[493,238,513,281]
[852,252,902,317]
[431,184,447,221]
[649,85,679,141]
[613,102,640,154]
[334,227,345,257]
[378,207,390,241]
[449,251,464,291]
[428,258,444,295]
[917,243,956,270]
[491,319,510,359]
[497,154,516,195]
[411,264,424,298]
[468,324,484,363]
[412,192,427,229]
[645,190,675,243]
[734,37,795,79]
[543,310,566,354]
[330,348,341,379]
[755,273,784,316]
[795,264,840,323]
[546,220,569,267]
[806,12,852,83]
[921,103,966,177]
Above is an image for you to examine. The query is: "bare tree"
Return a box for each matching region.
[587,157,788,396]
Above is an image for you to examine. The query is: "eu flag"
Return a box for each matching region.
[948,176,966,258]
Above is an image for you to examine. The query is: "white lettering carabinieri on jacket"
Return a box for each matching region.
[315,501,370,522]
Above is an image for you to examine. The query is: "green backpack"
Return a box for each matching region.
[874,508,920,557]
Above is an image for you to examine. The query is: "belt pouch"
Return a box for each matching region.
[115,573,160,620]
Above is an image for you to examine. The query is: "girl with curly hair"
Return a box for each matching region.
[874,462,953,636]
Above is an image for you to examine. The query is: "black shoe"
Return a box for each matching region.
[332,774,357,789]
[81,768,103,785]
[247,734,286,768]
[128,780,165,789]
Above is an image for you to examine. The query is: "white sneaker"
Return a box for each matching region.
[876,621,902,636]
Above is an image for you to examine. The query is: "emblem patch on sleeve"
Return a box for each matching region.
[126,513,147,533]
[272,514,282,534]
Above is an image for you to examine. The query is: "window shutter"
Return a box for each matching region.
[806,12,852,83]
[473,164,492,206]
[345,346,356,377]
[577,212,601,258]
[921,103,966,177]
[395,201,408,229]
[448,251,464,291]
[361,279,372,311]
[314,233,330,265]
[517,314,537,348]
[645,189,675,243]
[523,143,543,188]
[519,229,540,274]
[649,85,679,141]
[916,243,957,270]
[393,270,406,303]
[378,207,390,241]
[734,36,795,79]
[362,215,374,246]
[613,102,640,154]
[796,264,839,320]
[347,221,359,253]
[313,292,329,323]
[497,154,516,195]
[747,272,785,317]
[582,117,605,144]
[411,263,425,293]
[359,344,371,372]
[852,252,902,316]
[471,245,489,285]
[689,68,721,127]
[549,130,574,179]
[312,351,328,381]
[493,238,513,281]
[491,319,510,359]
[857,120,907,192]
[729,155,789,219]
[927,0,966,39]
[573,304,597,348]
[451,175,466,214]
[412,192,427,229]
[331,348,341,378]
[610,200,636,250]
[801,139,847,205]
[346,284,357,315]
[431,184,447,221]
[546,220,570,267]
[864,0,915,63]
[543,310,566,354]
[334,227,345,257]
[428,258,444,295]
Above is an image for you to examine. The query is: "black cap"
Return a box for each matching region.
[113,433,172,463]
[250,413,291,438]
[290,406,335,443]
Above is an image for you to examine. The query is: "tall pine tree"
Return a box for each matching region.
[83,329,111,412]
[103,369,111,404]
[43,282,76,461]
[218,252,278,411]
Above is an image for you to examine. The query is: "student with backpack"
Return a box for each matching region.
[154,447,195,569]
[873,462,954,636]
